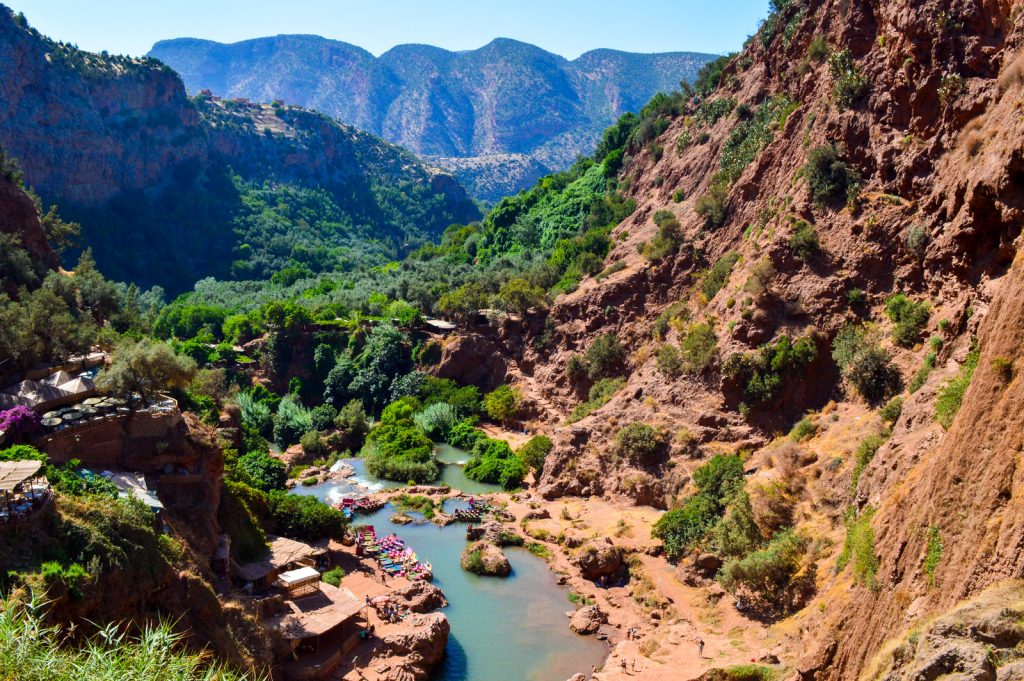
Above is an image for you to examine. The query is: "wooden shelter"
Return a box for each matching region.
[235,535,325,587]
[0,460,49,525]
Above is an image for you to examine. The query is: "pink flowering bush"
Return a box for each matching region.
[0,405,42,441]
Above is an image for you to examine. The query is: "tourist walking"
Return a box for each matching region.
[697,637,705,658]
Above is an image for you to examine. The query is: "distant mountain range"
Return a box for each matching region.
[0,6,478,293]
[149,36,717,200]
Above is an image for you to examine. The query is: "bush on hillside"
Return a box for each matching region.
[613,423,667,466]
[804,145,861,208]
[237,450,287,492]
[885,293,930,347]
[718,528,808,613]
[484,384,524,422]
[831,325,902,403]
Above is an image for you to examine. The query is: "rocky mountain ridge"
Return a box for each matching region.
[148,35,718,200]
[0,6,478,292]
[431,0,1024,677]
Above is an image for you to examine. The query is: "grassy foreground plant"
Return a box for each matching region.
[0,593,263,681]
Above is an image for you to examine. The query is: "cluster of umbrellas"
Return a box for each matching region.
[40,396,128,429]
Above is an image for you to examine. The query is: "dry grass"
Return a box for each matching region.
[999,53,1024,94]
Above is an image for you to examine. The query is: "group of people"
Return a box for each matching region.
[376,601,406,624]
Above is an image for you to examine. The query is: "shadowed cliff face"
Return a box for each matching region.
[420,0,1024,676]
[0,6,480,293]
[148,35,719,200]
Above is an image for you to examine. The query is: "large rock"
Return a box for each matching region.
[377,612,450,680]
[571,537,625,582]
[390,581,449,613]
[460,541,511,577]
[570,604,607,635]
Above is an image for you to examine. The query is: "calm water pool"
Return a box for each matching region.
[294,447,607,680]
[361,505,606,681]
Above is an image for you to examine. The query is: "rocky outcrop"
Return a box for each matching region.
[375,612,450,681]
[435,333,508,391]
[569,604,608,635]
[868,582,1024,681]
[390,581,449,614]
[571,538,625,583]
[461,541,512,577]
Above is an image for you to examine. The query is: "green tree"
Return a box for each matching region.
[97,338,196,408]
[493,278,547,314]
[484,385,523,423]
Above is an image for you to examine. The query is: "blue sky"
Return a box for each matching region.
[7,1,770,58]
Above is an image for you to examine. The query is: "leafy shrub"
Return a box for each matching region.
[267,490,347,541]
[656,344,684,377]
[566,354,588,381]
[710,491,759,558]
[717,95,797,186]
[652,494,720,561]
[679,323,718,374]
[568,377,626,423]
[885,294,930,347]
[935,340,979,429]
[694,53,735,95]
[831,325,902,403]
[653,453,746,560]
[237,451,287,491]
[309,403,338,432]
[585,333,626,379]
[909,352,937,393]
[851,433,886,491]
[641,210,684,261]
[701,252,741,300]
[789,417,817,442]
[652,301,690,340]
[724,335,817,407]
[879,397,903,426]
[696,182,729,229]
[464,438,525,490]
[299,431,327,460]
[613,423,667,466]
[695,97,737,126]
[0,444,45,463]
[364,398,438,483]
[719,529,808,612]
[905,225,929,261]
[829,48,869,109]
[517,435,553,473]
[804,145,861,208]
[744,258,777,298]
[837,506,879,589]
[672,189,685,203]
[413,402,460,440]
[446,418,485,450]
[789,220,819,260]
[807,36,829,62]
[322,566,345,587]
[484,384,524,422]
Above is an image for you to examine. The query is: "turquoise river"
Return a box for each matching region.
[292,446,607,681]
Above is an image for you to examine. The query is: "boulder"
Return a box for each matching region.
[377,612,450,680]
[391,581,449,613]
[694,553,724,578]
[523,508,551,521]
[461,541,511,577]
[570,605,608,635]
[571,537,625,582]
